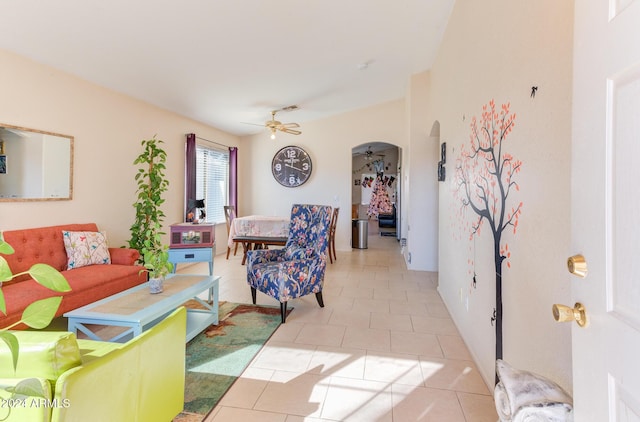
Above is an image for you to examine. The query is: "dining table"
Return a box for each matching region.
[227,215,290,264]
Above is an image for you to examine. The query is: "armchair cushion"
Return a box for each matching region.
[284,246,315,260]
[0,331,82,386]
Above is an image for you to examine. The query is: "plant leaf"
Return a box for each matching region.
[28,264,71,292]
[7,377,48,398]
[0,256,12,283]
[0,331,19,371]
[0,288,6,315]
[0,238,15,255]
[21,297,63,329]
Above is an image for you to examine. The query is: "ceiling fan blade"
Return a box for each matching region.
[280,122,300,128]
[280,128,302,135]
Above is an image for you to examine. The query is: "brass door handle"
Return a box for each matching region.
[552,303,588,327]
[567,254,587,278]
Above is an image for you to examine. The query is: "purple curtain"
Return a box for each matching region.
[229,146,238,213]
[185,133,196,220]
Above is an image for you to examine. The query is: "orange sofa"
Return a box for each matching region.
[1,223,146,329]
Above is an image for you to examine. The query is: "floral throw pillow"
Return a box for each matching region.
[62,231,111,269]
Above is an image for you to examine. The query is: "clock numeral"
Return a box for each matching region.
[288,175,297,185]
[302,162,309,171]
[286,149,296,159]
[275,163,282,171]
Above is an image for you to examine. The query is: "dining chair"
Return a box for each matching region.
[246,204,332,323]
[223,205,239,259]
[328,207,339,264]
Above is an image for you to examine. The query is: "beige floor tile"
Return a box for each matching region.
[426,302,452,318]
[373,287,408,301]
[252,341,316,372]
[370,312,413,332]
[351,297,390,313]
[253,371,328,418]
[307,346,366,379]
[391,384,466,422]
[438,335,473,360]
[411,315,459,335]
[294,323,346,347]
[420,358,491,395]
[389,300,429,316]
[363,351,424,386]
[207,406,287,422]
[390,330,443,357]
[320,376,393,422]
[327,309,371,328]
[342,326,391,352]
[457,392,499,422]
[270,321,305,342]
[339,285,374,299]
[218,367,272,408]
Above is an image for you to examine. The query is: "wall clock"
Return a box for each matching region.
[271,145,312,187]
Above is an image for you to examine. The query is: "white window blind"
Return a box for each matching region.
[196,144,229,225]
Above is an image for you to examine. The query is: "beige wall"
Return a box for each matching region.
[428,0,574,389]
[239,100,406,251]
[0,49,239,247]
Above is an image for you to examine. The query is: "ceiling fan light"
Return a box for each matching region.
[270,129,276,140]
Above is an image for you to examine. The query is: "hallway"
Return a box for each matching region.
[189,224,498,421]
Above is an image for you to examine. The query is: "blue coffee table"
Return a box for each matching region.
[64,274,219,343]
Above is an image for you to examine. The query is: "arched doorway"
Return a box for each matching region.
[352,142,402,243]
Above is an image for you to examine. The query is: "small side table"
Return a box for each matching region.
[168,244,215,275]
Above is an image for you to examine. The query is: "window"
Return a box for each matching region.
[196,144,229,225]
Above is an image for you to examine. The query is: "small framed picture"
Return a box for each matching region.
[437,161,445,182]
[0,155,6,174]
[441,142,447,164]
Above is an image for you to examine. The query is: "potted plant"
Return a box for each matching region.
[128,136,169,254]
[140,224,173,294]
[0,234,71,402]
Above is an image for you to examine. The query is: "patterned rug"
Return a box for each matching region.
[173,301,289,421]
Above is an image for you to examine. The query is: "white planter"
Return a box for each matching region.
[149,277,164,294]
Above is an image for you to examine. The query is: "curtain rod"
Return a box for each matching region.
[195,135,232,149]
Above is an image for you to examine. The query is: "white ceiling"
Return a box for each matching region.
[0,0,455,136]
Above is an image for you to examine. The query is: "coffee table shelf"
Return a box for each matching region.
[64,274,220,343]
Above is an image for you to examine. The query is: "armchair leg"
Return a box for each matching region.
[250,287,257,304]
[315,292,325,308]
[280,302,288,323]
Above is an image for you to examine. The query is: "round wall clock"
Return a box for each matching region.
[271,145,312,187]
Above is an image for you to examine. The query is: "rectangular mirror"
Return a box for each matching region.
[0,124,73,201]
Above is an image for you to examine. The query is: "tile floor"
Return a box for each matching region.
[181,222,498,422]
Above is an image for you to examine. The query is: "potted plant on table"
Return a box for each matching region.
[140,224,173,294]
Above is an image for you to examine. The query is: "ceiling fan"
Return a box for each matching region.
[363,146,384,161]
[245,105,302,139]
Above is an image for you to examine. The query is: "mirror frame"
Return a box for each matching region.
[0,123,74,202]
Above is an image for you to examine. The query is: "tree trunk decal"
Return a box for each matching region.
[454,100,523,383]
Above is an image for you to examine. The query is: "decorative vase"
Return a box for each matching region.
[149,277,164,294]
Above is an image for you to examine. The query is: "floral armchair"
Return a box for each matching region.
[246,204,332,323]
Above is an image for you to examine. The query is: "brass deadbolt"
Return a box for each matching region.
[567,255,588,278]
[552,302,588,327]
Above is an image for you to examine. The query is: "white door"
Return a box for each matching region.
[572,0,640,420]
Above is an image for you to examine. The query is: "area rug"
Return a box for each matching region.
[173,301,290,421]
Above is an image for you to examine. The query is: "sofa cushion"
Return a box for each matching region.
[1,264,146,329]
[62,230,111,269]
[2,223,101,283]
[0,331,82,387]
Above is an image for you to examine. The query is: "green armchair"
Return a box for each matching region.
[0,307,186,422]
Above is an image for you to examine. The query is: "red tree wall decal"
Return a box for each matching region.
[454,100,523,381]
